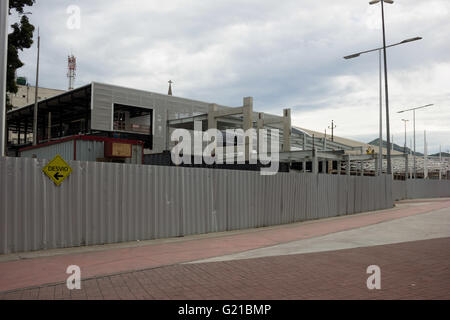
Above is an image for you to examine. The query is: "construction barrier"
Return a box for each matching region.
[0,157,393,254]
[392,179,450,201]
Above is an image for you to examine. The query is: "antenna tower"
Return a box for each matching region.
[67,55,77,90]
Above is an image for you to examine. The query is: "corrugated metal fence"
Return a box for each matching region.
[393,179,450,201]
[0,157,393,254]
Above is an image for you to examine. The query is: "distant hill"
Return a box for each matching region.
[368,138,424,156]
[431,152,450,157]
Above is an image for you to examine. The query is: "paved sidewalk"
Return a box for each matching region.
[191,206,450,263]
[1,237,449,300]
[1,198,449,294]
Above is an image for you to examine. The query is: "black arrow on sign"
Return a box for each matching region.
[54,172,64,181]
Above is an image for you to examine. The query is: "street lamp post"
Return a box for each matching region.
[32,28,40,146]
[401,119,409,179]
[370,0,394,174]
[344,36,422,176]
[0,0,8,157]
[398,104,434,179]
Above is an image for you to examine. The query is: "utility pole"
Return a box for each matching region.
[32,28,40,146]
[0,0,9,156]
[328,120,336,142]
[168,80,173,96]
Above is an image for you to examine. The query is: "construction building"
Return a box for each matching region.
[5,82,448,177]
[8,80,65,110]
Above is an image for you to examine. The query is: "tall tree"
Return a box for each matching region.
[6,0,36,110]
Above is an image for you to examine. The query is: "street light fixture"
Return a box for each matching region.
[343,37,422,60]
[398,104,434,179]
[343,36,422,175]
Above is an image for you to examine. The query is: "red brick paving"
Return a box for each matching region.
[1,199,449,293]
[1,237,449,300]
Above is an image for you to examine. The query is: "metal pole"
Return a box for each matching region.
[378,49,383,175]
[47,112,51,141]
[413,109,416,179]
[380,0,392,175]
[331,120,334,142]
[402,119,408,180]
[403,121,407,153]
[0,0,9,157]
[32,28,40,146]
[424,130,428,179]
[409,137,413,179]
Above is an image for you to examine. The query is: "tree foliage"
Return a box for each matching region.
[6,0,36,110]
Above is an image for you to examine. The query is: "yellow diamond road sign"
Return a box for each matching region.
[42,155,73,186]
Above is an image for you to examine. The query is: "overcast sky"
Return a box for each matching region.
[12,0,450,154]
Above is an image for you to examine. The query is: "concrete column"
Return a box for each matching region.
[346,156,351,176]
[303,160,307,173]
[257,113,264,157]
[312,150,318,174]
[360,161,364,176]
[243,97,253,162]
[208,104,218,130]
[207,104,218,162]
[337,161,342,175]
[283,108,291,153]
[165,109,170,151]
[193,120,203,165]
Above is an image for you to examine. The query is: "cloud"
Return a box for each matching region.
[12,0,450,153]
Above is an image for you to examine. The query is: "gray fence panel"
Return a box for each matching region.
[347,176,355,215]
[337,175,347,216]
[264,174,282,227]
[182,167,215,236]
[392,180,407,201]
[281,174,296,224]
[402,179,450,199]
[295,174,308,222]
[211,169,227,232]
[0,157,406,255]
